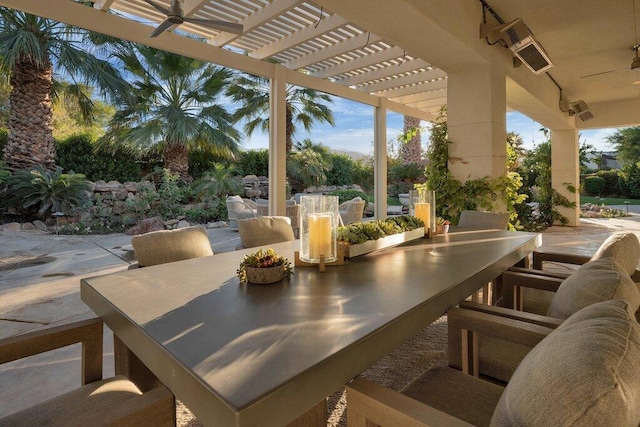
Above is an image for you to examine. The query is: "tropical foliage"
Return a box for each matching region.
[226,72,335,153]
[1,166,92,218]
[606,126,640,168]
[0,8,128,171]
[98,45,241,182]
[192,163,243,201]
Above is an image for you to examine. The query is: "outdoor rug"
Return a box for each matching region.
[177,315,449,426]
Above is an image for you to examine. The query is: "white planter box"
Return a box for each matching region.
[338,228,425,258]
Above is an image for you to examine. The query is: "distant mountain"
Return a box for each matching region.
[330,149,369,161]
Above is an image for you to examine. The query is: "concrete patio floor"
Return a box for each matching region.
[1,216,640,420]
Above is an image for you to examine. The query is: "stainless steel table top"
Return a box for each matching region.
[81,229,541,426]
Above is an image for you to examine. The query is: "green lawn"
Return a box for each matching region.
[581,196,640,205]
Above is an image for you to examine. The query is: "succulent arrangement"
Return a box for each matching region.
[237,248,293,282]
[337,215,424,245]
[436,217,451,226]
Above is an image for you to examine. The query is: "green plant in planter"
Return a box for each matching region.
[237,248,293,282]
[337,215,424,244]
[436,217,450,226]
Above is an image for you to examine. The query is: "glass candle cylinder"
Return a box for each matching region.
[300,195,338,263]
[414,189,436,234]
[408,189,419,217]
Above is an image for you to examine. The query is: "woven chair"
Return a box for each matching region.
[0,318,175,426]
[338,197,365,225]
[226,195,257,230]
[347,300,640,427]
[130,225,213,268]
[256,200,300,237]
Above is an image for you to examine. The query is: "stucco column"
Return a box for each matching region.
[447,64,507,187]
[268,66,287,216]
[374,99,388,219]
[551,128,580,226]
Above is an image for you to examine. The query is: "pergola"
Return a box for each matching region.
[2,0,640,225]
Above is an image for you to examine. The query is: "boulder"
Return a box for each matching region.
[126,217,165,235]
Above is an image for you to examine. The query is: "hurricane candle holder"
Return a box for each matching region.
[299,195,339,264]
[413,189,436,237]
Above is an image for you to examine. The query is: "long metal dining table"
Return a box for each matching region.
[81,228,541,426]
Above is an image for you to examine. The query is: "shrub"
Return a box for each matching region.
[56,133,141,182]
[626,165,640,199]
[237,149,269,177]
[326,154,354,186]
[192,164,243,201]
[351,158,374,193]
[2,166,92,219]
[184,199,227,223]
[595,169,620,196]
[584,175,606,196]
[330,189,367,205]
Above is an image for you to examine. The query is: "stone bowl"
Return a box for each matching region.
[244,264,285,285]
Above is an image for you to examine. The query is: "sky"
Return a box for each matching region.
[239,95,620,156]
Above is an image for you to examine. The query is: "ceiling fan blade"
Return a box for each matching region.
[148,19,176,38]
[183,17,244,35]
[580,68,628,79]
[143,0,171,16]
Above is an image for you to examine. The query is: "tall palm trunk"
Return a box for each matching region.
[164,142,191,183]
[400,115,422,164]
[285,104,294,153]
[4,57,56,171]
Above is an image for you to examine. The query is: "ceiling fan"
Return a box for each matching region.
[144,0,243,38]
[579,45,640,79]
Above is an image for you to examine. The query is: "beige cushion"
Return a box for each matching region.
[492,299,640,426]
[238,216,295,248]
[547,258,640,319]
[132,226,213,267]
[402,367,504,427]
[590,231,640,276]
[1,376,173,427]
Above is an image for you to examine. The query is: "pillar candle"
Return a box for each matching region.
[308,213,332,260]
[415,202,430,231]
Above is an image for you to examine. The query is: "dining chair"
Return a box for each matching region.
[130,225,213,268]
[458,210,510,304]
[347,299,640,427]
[226,195,257,230]
[255,200,300,237]
[454,257,640,382]
[512,231,640,314]
[458,210,509,230]
[0,318,175,426]
[237,216,295,249]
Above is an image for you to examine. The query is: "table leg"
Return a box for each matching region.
[114,334,162,392]
[286,399,327,427]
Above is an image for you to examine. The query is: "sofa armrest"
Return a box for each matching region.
[0,317,104,384]
[346,376,472,427]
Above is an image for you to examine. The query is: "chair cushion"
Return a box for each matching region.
[0,376,174,427]
[131,226,213,267]
[590,231,640,276]
[238,216,295,249]
[491,299,640,426]
[401,367,504,427]
[546,258,640,319]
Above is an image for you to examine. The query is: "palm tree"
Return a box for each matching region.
[226,73,335,153]
[98,45,241,182]
[399,115,422,164]
[288,139,333,191]
[0,8,129,171]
